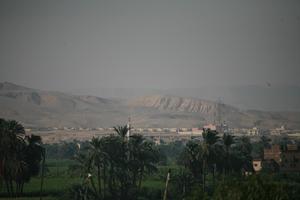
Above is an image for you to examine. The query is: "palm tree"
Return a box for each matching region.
[72,125,160,200]
[223,133,235,174]
[113,126,128,140]
[0,120,25,197]
[179,141,203,180]
[25,135,43,174]
[22,134,45,199]
[0,118,6,180]
[7,120,25,134]
[128,135,159,192]
[234,136,253,173]
[100,135,125,198]
[0,119,45,197]
[223,134,234,153]
[202,129,219,146]
[201,129,219,192]
[39,147,45,200]
[87,137,109,198]
[260,135,271,148]
[73,153,93,178]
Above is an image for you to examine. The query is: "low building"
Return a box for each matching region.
[191,128,203,135]
[168,128,177,132]
[270,126,286,136]
[264,145,281,164]
[163,128,171,132]
[281,144,300,172]
[179,128,189,132]
[247,127,260,136]
[203,124,217,131]
[263,144,300,172]
[178,131,193,135]
[252,159,263,172]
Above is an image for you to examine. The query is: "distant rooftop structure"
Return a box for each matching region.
[203,124,217,131]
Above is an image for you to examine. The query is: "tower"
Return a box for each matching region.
[126,117,131,141]
[216,97,223,126]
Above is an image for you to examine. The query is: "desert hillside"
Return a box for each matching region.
[1,82,300,129]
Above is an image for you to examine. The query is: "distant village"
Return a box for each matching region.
[25,122,300,145]
[24,122,300,173]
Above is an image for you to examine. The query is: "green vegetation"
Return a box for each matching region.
[67,125,161,199]
[1,119,300,199]
[0,119,45,198]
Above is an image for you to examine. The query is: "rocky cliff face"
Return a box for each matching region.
[128,95,237,114]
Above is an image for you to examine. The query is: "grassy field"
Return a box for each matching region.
[0,159,167,200]
[1,198,57,200]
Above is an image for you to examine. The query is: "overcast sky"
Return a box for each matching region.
[0,0,299,91]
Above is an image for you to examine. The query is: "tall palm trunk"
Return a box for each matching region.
[225,146,229,175]
[138,167,144,192]
[9,180,14,197]
[40,148,45,200]
[212,164,216,188]
[97,164,102,197]
[5,180,10,196]
[90,177,98,198]
[103,165,106,198]
[21,182,24,194]
[202,159,206,193]
[108,164,115,197]
[16,182,19,197]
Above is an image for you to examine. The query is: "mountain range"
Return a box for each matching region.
[1,82,300,129]
[67,85,300,112]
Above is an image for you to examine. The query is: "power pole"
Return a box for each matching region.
[216,97,225,133]
[217,97,223,126]
[163,169,171,200]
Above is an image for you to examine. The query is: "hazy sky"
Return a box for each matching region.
[0,0,299,91]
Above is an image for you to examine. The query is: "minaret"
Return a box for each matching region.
[126,117,131,141]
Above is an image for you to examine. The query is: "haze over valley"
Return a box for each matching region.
[1,1,300,199]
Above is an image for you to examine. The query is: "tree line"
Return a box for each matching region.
[68,125,160,200]
[1,119,300,200]
[0,118,45,197]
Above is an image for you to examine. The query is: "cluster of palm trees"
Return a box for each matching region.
[72,125,159,200]
[178,129,253,193]
[0,119,45,197]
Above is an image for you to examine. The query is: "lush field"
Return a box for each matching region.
[3,198,57,200]
[0,159,166,200]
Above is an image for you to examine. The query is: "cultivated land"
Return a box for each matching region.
[0,159,167,200]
